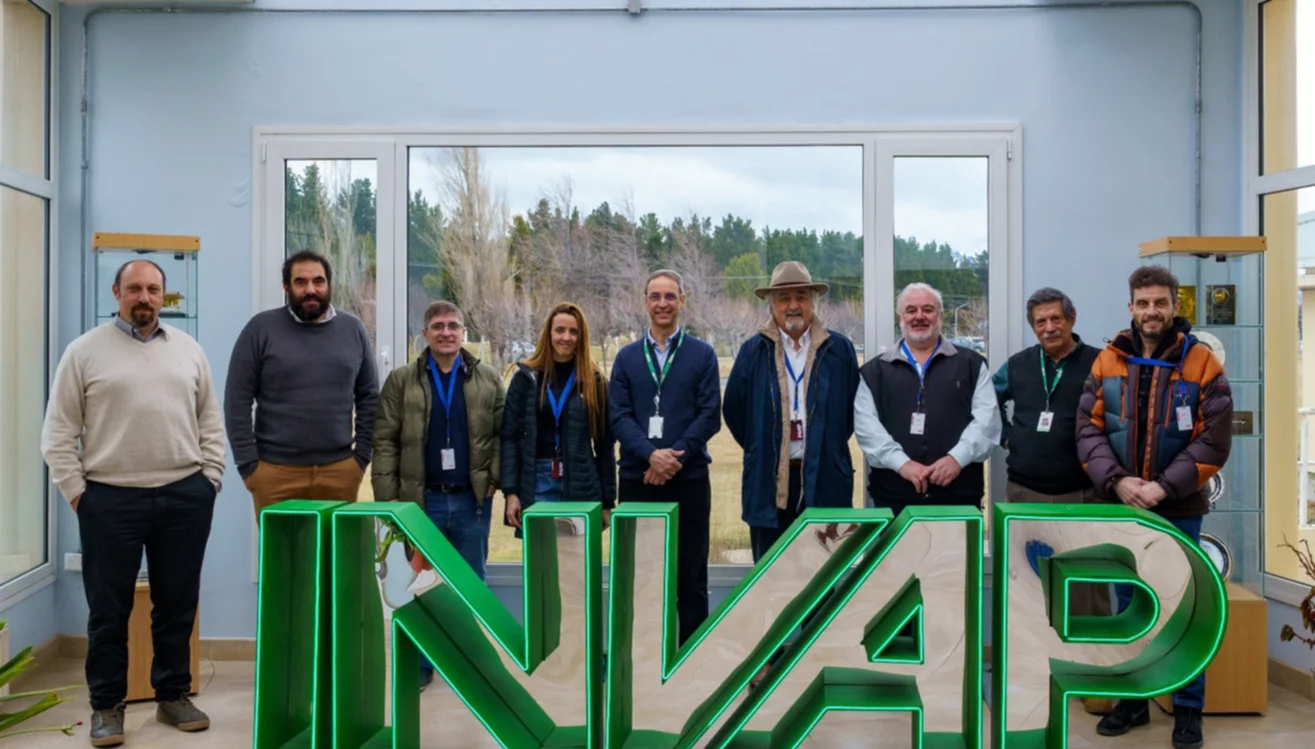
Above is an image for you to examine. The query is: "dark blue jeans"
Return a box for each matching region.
[534,459,563,504]
[419,487,490,677]
[1115,514,1205,710]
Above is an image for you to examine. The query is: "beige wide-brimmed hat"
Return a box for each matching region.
[754,261,830,300]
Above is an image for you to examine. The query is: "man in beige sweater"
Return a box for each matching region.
[41,260,226,748]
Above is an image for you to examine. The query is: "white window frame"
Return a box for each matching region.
[0,0,59,609]
[1244,0,1315,597]
[251,125,1021,588]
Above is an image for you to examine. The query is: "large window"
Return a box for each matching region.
[406,145,866,563]
[1252,0,1315,585]
[0,0,52,595]
[255,129,1019,571]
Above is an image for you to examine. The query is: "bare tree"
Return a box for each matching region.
[817,298,863,349]
[703,296,765,356]
[668,215,720,338]
[430,147,521,369]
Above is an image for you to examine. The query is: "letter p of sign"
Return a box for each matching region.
[991,503,1228,749]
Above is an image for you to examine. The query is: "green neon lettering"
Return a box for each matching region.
[251,502,1226,749]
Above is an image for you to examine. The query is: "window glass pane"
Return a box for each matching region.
[0,1,49,178]
[407,145,865,564]
[1270,185,1315,584]
[1261,0,1315,174]
[0,185,47,584]
[892,157,992,526]
[284,158,377,501]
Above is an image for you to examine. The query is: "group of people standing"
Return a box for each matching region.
[40,250,1229,749]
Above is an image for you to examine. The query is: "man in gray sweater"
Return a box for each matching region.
[224,250,379,514]
[42,260,227,746]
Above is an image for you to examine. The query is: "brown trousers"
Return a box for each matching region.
[246,456,364,515]
[1004,480,1113,617]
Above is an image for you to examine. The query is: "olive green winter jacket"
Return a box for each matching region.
[371,350,505,507]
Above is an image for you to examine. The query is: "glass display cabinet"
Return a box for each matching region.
[91,232,200,338]
[1139,235,1267,596]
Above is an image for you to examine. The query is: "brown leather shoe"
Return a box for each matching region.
[156,695,210,732]
[1083,697,1116,715]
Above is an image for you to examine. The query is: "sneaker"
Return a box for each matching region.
[419,669,435,692]
[156,694,210,732]
[1172,706,1204,749]
[1095,698,1150,737]
[89,703,126,747]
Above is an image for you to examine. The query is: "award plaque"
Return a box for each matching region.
[1232,410,1255,435]
[1204,474,1225,509]
[1177,285,1197,324]
[1199,531,1233,580]
[1205,284,1237,325]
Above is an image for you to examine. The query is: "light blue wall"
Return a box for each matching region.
[1269,599,1315,672]
[0,586,57,654]
[53,1,1242,638]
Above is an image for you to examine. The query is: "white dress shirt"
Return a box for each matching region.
[854,343,1001,472]
[781,327,811,459]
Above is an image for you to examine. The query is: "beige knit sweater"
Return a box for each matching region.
[41,322,227,502]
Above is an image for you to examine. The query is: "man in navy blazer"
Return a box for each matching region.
[609,269,722,645]
[724,262,860,562]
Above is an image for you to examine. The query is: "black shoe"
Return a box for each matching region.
[419,669,435,692]
[156,694,210,732]
[1172,706,1204,749]
[1096,699,1150,737]
[89,703,126,747]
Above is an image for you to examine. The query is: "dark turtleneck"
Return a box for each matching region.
[536,358,578,459]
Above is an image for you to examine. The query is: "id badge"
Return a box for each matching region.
[1176,405,1193,431]
[910,412,926,435]
[551,457,563,480]
[1037,411,1054,433]
[648,416,664,439]
[441,448,456,471]
[790,419,805,441]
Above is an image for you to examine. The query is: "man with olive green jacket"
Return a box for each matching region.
[371,301,505,582]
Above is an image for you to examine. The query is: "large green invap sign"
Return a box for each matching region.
[251,501,1227,749]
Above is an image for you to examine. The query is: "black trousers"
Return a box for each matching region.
[749,464,804,564]
[78,472,216,708]
[619,476,711,645]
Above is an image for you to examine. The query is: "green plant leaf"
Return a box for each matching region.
[0,692,64,734]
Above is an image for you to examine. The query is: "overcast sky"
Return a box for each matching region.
[407,146,992,258]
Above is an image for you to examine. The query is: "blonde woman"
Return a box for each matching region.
[501,302,615,530]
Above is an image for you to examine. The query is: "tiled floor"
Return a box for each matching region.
[15,657,1315,748]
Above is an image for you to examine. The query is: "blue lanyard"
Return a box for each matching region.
[782,347,805,416]
[900,338,941,410]
[545,369,576,452]
[428,352,462,445]
[1127,338,1191,403]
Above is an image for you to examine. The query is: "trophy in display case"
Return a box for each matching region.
[91,232,200,338]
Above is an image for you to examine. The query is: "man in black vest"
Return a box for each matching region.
[993,287,1101,504]
[854,283,1000,516]
[992,287,1112,718]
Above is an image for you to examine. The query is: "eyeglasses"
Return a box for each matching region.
[428,322,464,332]
[647,292,680,303]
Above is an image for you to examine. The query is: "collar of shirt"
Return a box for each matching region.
[779,327,811,355]
[288,304,338,324]
[646,326,681,352]
[113,315,168,342]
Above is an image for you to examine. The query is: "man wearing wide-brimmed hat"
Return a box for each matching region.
[724,261,860,561]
